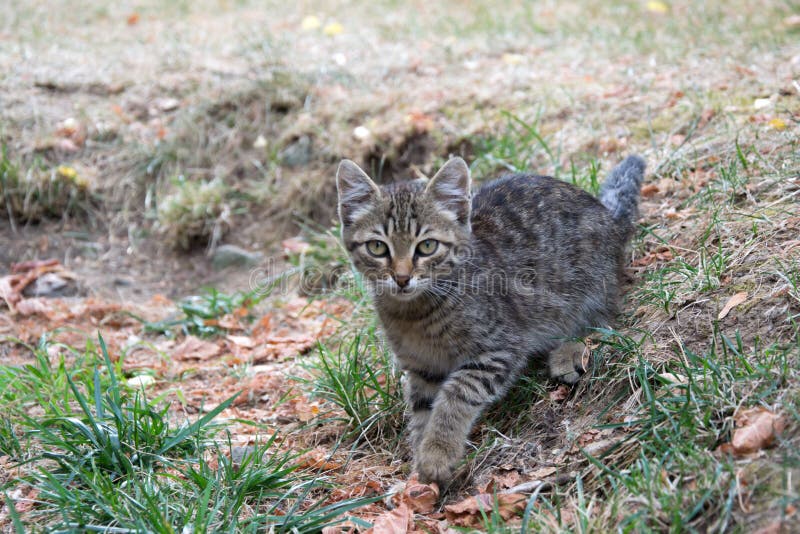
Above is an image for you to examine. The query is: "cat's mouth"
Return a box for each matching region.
[373,277,427,300]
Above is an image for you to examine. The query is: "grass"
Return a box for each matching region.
[0,335,380,531]
[301,326,404,444]
[139,287,267,338]
[0,145,95,226]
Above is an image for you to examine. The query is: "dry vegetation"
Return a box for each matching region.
[1,0,799,532]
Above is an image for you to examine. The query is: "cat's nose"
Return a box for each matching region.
[394,274,411,288]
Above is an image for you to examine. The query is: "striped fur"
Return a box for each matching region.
[336,156,645,485]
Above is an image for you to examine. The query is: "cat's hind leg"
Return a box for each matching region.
[548,341,588,384]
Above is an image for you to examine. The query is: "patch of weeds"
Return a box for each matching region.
[470,110,558,181]
[142,287,266,338]
[0,335,117,415]
[773,257,800,319]
[0,417,23,458]
[484,360,548,433]
[0,145,95,224]
[568,156,602,196]
[635,257,697,315]
[156,176,238,251]
[301,326,404,442]
[1,335,378,531]
[585,327,798,531]
[288,222,351,296]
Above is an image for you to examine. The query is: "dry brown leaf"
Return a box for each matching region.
[631,246,674,267]
[365,503,413,534]
[227,335,256,349]
[444,493,526,528]
[784,15,800,29]
[729,407,786,456]
[640,184,660,198]
[172,336,221,361]
[489,470,523,491]
[296,447,343,471]
[282,237,311,255]
[529,466,557,479]
[393,474,439,513]
[718,291,748,320]
[549,385,570,402]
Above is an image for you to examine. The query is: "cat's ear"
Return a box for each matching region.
[426,157,471,226]
[337,159,381,226]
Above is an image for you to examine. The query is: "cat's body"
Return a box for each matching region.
[337,155,645,485]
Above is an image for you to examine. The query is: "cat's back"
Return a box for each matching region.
[470,173,622,250]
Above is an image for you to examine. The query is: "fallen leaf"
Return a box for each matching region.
[444,493,526,528]
[549,385,570,402]
[405,111,434,133]
[172,336,221,361]
[768,118,787,131]
[13,298,49,316]
[301,15,321,31]
[227,335,256,349]
[632,246,674,267]
[282,237,311,255]
[640,184,660,198]
[718,291,748,320]
[365,503,413,534]
[753,98,772,110]
[489,470,523,491]
[728,407,786,456]
[323,22,344,36]
[393,474,439,513]
[527,466,557,480]
[501,53,525,65]
[646,1,669,14]
[126,12,140,25]
[785,15,800,29]
[296,447,343,471]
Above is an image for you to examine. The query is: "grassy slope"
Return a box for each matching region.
[1,0,799,531]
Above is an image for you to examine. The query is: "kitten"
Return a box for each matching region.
[336,155,645,485]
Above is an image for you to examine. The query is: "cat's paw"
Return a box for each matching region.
[414,438,458,486]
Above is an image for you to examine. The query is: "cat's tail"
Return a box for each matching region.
[598,155,646,224]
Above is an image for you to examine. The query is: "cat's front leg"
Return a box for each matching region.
[403,368,447,454]
[414,352,522,485]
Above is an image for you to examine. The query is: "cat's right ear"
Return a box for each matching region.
[336,159,381,226]
[426,157,471,226]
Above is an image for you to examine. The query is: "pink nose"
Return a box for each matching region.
[394,274,410,288]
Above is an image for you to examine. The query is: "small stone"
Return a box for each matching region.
[279,136,312,167]
[211,244,264,270]
[23,272,76,297]
[127,375,156,388]
[353,126,371,140]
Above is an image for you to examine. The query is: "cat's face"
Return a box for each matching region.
[337,158,472,301]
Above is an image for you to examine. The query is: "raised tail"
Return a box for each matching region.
[598,155,646,224]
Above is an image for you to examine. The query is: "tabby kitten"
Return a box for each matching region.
[336,155,645,485]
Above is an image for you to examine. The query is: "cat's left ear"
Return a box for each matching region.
[426,157,471,226]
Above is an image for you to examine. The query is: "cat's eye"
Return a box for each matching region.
[366,240,389,257]
[416,239,439,256]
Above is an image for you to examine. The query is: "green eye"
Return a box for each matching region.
[366,240,389,257]
[416,239,439,256]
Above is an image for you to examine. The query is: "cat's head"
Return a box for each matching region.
[336,157,471,301]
